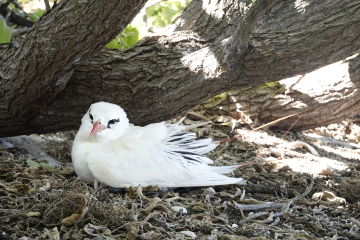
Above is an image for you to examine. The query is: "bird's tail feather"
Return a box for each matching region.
[210,165,240,174]
[164,177,246,188]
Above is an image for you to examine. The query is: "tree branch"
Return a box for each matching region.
[224,0,278,68]
[0,0,147,130]
[0,2,34,27]
[44,0,51,12]
[0,0,359,136]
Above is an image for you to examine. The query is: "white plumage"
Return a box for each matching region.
[72,102,246,188]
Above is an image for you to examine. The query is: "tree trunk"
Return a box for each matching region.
[217,54,360,130]
[0,0,359,136]
[0,0,147,135]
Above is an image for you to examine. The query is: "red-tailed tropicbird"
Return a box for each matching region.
[72,102,246,188]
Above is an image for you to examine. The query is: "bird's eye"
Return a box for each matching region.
[107,118,120,128]
[89,113,93,123]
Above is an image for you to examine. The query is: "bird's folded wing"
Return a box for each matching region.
[86,149,246,188]
[85,122,240,188]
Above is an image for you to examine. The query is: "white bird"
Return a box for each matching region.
[72,102,246,188]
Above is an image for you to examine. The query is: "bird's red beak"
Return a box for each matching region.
[90,120,106,136]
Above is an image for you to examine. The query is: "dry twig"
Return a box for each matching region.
[238,178,314,225]
[234,202,284,211]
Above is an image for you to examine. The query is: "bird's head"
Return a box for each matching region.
[80,102,130,142]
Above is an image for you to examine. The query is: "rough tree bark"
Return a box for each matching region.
[0,0,147,135]
[218,54,360,130]
[0,0,359,136]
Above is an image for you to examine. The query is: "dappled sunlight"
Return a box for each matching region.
[2,0,359,238]
[130,0,191,37]
[316,144,360,162]
[293,0,310,14]
[180,46,221,78]
[235,128,352,176]
[202,0,225,20]
[21,0,50,12]
[279,54,359,100]
[267,155,348,175]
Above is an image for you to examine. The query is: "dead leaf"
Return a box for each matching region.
[26,211,41,217]
[61,213,81,225]
[311,191,346,205]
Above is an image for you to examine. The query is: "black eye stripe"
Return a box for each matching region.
[107,118,120,128]
[89,113,94,123]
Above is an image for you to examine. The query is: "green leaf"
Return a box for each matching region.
[202,92,229,108]
[105,38,123,49]
[27,9,45,22]
[105,0,191,50]
[121,25,140,47]
[26,159,41,168]
[105,24,140,50]
[0,20,12,43]
[26,159,55,170]
[161,5,177,23]
[146,1,186,28]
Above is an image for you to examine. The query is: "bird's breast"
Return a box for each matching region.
[71,140,96,183]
